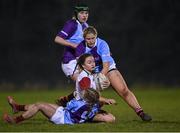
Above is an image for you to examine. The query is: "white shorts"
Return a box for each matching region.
[50,107,65,124]
[109,63,116,70]
[61,59,78,77]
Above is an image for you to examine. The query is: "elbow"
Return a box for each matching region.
[54,36,59,43]
[54,36,63,44]
[54,36,65,45]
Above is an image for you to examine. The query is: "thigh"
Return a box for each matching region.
[50,107,65,124]
[48,103,59,110]
[107,70,128,92]
[37,102,59,119]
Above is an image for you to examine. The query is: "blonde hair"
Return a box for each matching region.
[83,26,98,38]
[81,88,100,105]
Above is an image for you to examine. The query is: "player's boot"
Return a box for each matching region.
[139,112,152,121]
[55,96,69,107]
[55,92,74,107]
[7,96,19,113]
[3,113,15,124]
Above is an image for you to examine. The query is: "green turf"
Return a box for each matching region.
[0,86,180,132]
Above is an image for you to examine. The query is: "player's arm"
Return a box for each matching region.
[75,41,85,57]
[55,36,77,49]
[99,96,116,106]
[79,77,91,90]
[101,62,110,75]
[99,41,111,75]
[54,20,78,49]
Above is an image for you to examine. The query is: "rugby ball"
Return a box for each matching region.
[94,73,110,91]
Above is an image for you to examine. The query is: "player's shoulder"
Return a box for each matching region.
[97,38,109,48]
[78,70,89,78]
[64,19,78,27]
[97,38,108,44]
[78,70,91,82]
[66,19,77,23]
[70,98,85,106]
[82,22,89,28]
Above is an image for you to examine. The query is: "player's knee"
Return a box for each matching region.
[120,86,129,97]
[35,102,44,109]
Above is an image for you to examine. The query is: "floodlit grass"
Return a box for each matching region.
[0,86,180,132]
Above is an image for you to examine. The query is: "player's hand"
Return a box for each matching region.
[70,43,78,49]
[104,98,116,105]
[101,80,110,88]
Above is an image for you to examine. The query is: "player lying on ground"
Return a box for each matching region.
[3,88,115,124]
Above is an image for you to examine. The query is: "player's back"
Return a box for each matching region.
[63,98,99,124]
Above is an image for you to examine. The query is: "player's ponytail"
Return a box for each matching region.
[81,88,100,105]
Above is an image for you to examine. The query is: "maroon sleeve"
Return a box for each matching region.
[79,77,91,90]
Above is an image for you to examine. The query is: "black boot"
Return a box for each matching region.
[139,112,152,121]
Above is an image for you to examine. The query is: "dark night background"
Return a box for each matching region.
[0,0,180,89]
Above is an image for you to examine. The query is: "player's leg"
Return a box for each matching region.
[47,103,60,109]
[55,92,75,107]
[3,104,37,124]
[107,69,152,121]
[22,102,58,119]
[4,102,58,124]
[7,96,26,113]
[107,70,141,109]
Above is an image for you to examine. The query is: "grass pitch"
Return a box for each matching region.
[0,86,180,132]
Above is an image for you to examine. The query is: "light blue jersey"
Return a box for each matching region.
[76,38,116,72]
[58,19,88,63]
[91,38,115,66]
[63,98,99,124]
[67,20,88,44]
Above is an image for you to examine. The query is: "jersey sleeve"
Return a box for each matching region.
[98,40,112,62]
[86,103,100,121]
[57,19,77,39]
[79,77,91,90]
[66,99,78,110]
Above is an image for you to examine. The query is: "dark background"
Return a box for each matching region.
[0,0,180,88]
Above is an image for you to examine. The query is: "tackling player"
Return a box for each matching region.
[75,26,152,121]
[58,26,152,121]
